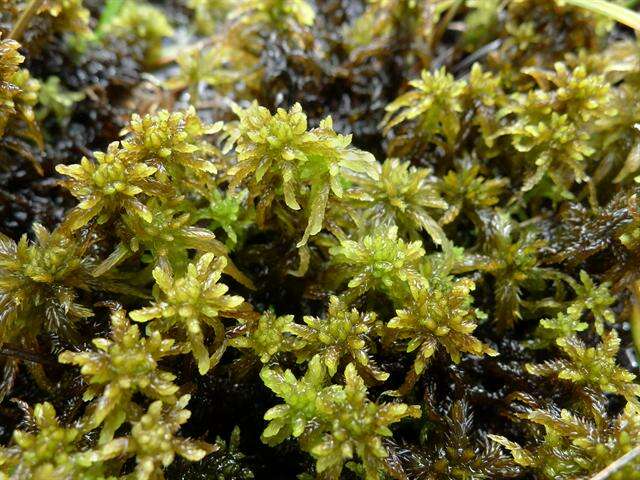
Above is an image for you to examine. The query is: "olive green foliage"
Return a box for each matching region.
[99,0,173,65]
[288,296,388,381]
[383,68,467,150]
[121,108,219,185]
[491,401,640,480]
[438,156,509,225]
[59,308,181,441]
[527,330,640,403]
[164,44,242,102]
[130,253,245,374]
[382,63,504,158]
[0,37,27,133]
[109,396,213,480]
[3,0,90,45]
[346,157,448,243]
[329,226,424,301]
[0,36,41,169]
[389,276,496,375]
[56,108,220,233]
[4,0,640,479]
[0,224,92,345]
[261,358,420,479]
[56,141,158,230]
[193,188,253,250]
[37,76,84,125]
[0,0,89,81]
[166,426,255,479]
[535,270,616,341]
[398,400,520,479]
[467,212,552,329]
[343,0,433,64]
[227,101,378,247]
[496,63,617,192]
[0,402,116,480]
[229,310,299,363]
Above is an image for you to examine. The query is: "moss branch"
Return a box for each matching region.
[9,0,46,41]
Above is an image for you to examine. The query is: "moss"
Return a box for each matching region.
[389,275,496,375]
[260,358,420,479]
[0,224,92,346]
[2,0,640,478]
[59,307,181,442]
[0,402,118,479]
[37,76,84,125]
[99,0,173,66]
[130,254,246,374]
[227,101,378,248]
[329,226,425,302]
[346,157,448,244]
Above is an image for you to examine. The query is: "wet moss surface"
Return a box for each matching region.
[2,0,640,479]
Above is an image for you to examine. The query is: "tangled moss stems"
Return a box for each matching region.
[3,0,640,478]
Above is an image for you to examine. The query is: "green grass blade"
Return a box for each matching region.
[562,0,640,30]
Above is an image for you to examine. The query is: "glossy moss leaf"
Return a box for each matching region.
[470,211,554,329]
[230,311,301,363]
[121,107,220,187]
[492,400,640,479]
[259,356,327,446]
[0,37,25,134]
[496,62,616,192]
[112,197,253,288]
[382,68,466,148]
[402,401,520,479]
[310,364,420,479]
[56,142,157,231]
[108,395,215,480]
[194,188,254,250]
[261,358,420,479]
[567,270,616,334]
[0,225,92,345]
[439,156,508,225]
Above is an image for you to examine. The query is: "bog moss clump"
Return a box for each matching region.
[2,0,640,479]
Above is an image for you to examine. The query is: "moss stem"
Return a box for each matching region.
[9,0,46,41]
[563,0,640,31]
[0,346,54,365]
[430,0,464,51]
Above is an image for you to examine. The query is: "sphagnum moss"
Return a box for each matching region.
[2,0,640,479]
